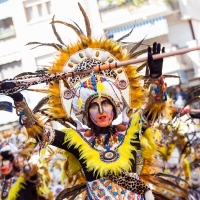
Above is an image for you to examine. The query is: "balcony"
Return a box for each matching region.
[0,26,15,40]
[0,17,15,40]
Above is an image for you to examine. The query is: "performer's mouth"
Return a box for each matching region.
[99,116,106,120]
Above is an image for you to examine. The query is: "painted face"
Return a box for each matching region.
[195,144,200,159]
[1,160,13,175]
[89,97,114,127]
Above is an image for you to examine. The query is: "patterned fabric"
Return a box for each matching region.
[136,150,144,175]
[107,170,150,195]
[70,58,117,84]
[86,174,145,200]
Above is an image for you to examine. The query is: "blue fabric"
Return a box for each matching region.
[0,101,13,112]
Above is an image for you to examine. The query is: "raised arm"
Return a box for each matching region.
[1,82,77,153]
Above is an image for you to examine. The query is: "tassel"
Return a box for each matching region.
[97,81,105,99]
[97,81,105,92]
[78,97,82,108]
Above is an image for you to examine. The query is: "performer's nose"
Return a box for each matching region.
[97,101,103,114]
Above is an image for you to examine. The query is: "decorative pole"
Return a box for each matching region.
[1,45,200,95]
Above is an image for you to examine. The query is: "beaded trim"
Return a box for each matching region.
[149,75,167,104]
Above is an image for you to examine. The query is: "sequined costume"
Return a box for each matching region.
[0,142,38,200]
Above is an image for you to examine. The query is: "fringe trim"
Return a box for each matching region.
[143,97,174,122]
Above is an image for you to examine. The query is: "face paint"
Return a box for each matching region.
[89,97,114,127]
[1,160,13,175]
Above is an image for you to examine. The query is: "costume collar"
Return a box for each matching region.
[62,113,140,177]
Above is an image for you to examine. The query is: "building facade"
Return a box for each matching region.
[0,0,200,128]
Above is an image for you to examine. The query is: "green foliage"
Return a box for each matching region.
[131,0,146,7]
[105,0,127,6]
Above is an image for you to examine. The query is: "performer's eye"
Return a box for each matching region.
[89,102,99,109]
[101,100,111,107]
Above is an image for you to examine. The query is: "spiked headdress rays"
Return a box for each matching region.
[26,2,147,127]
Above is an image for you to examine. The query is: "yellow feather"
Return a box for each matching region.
[140,137,151,149]
[141,127,160,159]
[7,175,26,200]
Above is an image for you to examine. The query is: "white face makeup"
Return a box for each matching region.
[1,160,13,175]
[89,97,114,127]
[2,160,10,168]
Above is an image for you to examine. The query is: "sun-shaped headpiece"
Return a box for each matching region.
[27,3,147,127]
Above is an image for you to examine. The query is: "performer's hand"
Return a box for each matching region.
[148,42,165,78]
[1,82,23,101]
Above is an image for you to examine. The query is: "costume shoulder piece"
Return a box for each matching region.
[61,113,140,177]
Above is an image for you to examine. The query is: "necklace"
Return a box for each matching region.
[89,132,124,150]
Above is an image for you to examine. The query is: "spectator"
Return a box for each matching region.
[174,86,187,106]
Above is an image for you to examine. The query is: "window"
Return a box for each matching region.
[24,1,52,22]
[46,1,51,14]
[38,4,43,17]
[27,7,34,21]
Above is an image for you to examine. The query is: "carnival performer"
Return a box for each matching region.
[0,2,193,200]
[0,142,38,200]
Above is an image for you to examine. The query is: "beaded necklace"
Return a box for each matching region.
[88,132,124,150]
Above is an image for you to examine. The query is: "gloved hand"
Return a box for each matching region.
[148,42,165,78]
[190,113,200,119]
[1,82,23,102]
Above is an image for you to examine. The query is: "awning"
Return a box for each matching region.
[0,52,21,65]
[106,16,168,42]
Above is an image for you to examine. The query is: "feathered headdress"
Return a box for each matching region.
[25,2,148,127]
